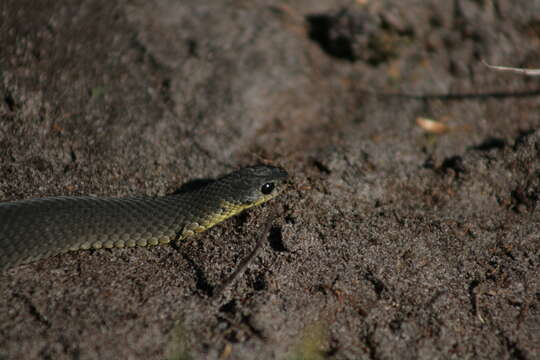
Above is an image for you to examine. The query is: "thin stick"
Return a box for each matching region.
[212,210,276,298]
[482,60,540,76]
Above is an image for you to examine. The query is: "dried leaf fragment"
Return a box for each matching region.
[416,117,450,134]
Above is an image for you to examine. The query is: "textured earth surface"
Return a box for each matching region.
[1,1,539,359]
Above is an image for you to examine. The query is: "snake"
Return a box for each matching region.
[0,165,288,270]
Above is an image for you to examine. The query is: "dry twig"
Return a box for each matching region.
[482,60,540,76]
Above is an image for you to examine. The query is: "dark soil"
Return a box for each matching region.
[1,1,539,359]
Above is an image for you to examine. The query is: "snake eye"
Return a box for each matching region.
[261,182,275,195]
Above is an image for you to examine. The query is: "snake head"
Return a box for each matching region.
[218,165,289,206]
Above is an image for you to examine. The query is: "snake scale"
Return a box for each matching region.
[0,165,288,270]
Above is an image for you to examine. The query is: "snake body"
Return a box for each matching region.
[0,165,288,270]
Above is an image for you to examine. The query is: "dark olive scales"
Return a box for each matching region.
[0,165,288,270]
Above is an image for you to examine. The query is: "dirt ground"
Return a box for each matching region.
[1,0,539,359]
